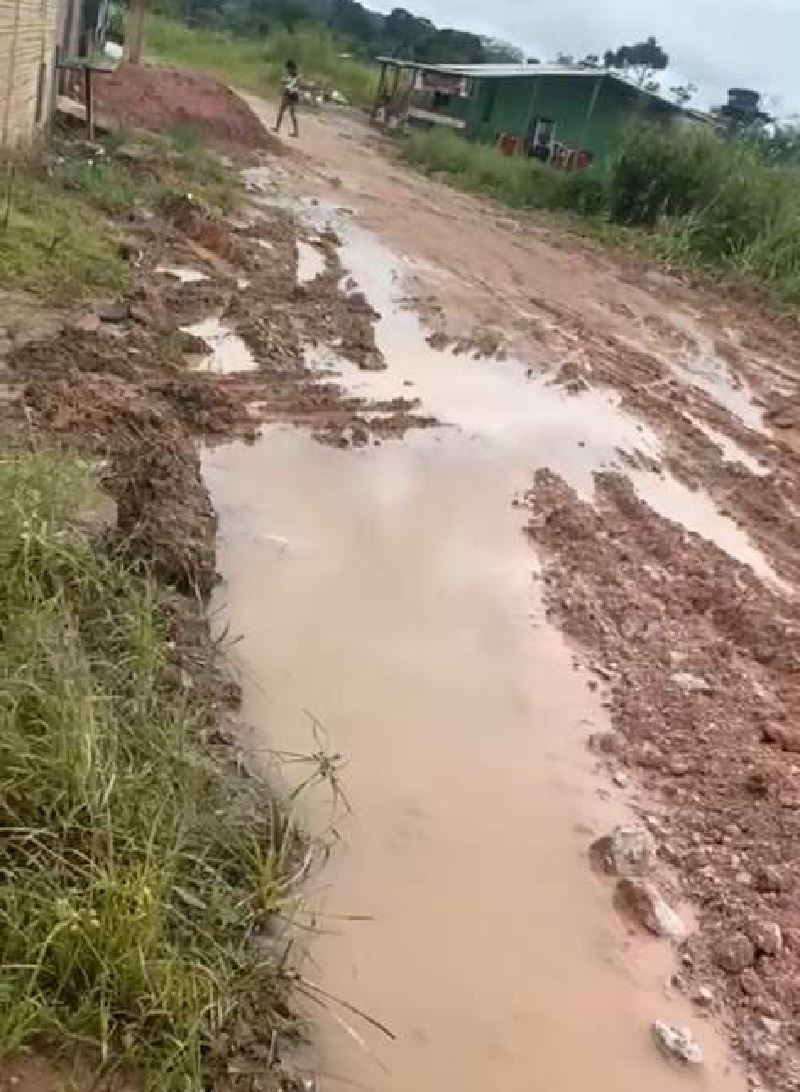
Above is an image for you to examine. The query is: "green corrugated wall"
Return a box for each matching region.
[457,74,675,165]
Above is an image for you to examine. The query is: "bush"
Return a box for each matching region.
[551,167,610,215]
[609,124,800,297]
[607,123,729,226]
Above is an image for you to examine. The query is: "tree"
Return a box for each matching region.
[481,37,523,64]
[554,51,575,65]
[579,53,600,69]
[669,82,697,107]
[603,36,669,88]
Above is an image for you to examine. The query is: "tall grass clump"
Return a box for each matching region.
[146,15,378,104]
[401,128,571,208]
[0,450,296,1088]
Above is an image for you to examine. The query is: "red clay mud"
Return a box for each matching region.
[526,469,800,1090]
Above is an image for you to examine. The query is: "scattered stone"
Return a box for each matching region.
[761,724,800,752]
[115,142,154,164]
[665,755,692,777]
[714,932,756,974]
[693,986,714,1007]
[587,730,622,755]
[615,878,686,939]
[748,920,783,957]
[744,1026,782,1063]
[72,311,102,334]
[612,770,629,788]
[637,741,662,767]
[744,769,770,797]
[758,1017,783,1038]
[644,814,668,838]
[754,864,784,894]
[670,671,712,695]
[651,1021,704,1066]
[94,299,130,323]
[740,968,761,996]
[589,824,655,877]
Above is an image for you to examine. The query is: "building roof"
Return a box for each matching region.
[376,57,683,112]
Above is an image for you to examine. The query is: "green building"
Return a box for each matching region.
[373,59,690,166]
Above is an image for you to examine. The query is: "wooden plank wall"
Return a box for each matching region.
[0,0,61,147]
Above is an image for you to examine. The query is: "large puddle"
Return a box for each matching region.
[205,429,742,1092]
[204,205,749,1091]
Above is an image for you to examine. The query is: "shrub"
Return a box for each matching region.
[606,123,729,226]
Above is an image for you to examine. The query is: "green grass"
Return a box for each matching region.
[59,128,241,216]
[401,124,800,304]
[401,128,561,208]
[0,128,240,302]
[146,15,379,105]
[0,450,297,1089]
[0,173,128,301]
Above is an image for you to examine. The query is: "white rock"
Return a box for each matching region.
[591,824,655,877]
[748,920,783,957]
[670,671,712,695]
[693,986,714,1007]
[651,1021,704,1066]
[616,879,687,939]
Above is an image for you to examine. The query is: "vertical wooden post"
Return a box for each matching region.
[2,0,23,146]
[371,62,387,119]
[127,0,148,64]
[85,66,94,140]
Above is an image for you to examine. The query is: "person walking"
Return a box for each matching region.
[274,59,300,137]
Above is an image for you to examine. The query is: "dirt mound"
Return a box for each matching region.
[93,64,276,151]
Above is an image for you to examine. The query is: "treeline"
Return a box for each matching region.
[152,0,522,64]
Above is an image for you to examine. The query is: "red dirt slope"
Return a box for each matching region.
[93,64,275,150]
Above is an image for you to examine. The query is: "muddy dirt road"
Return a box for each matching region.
[199,103,800,1092]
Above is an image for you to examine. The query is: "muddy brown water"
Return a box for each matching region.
[203,212,751,1091]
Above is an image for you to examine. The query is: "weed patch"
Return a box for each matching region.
[0,449,296,1090]
[0,128,240,302]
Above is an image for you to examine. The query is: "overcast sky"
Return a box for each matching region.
[372,0,800,115]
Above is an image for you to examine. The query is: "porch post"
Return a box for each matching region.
[371,62,387,119]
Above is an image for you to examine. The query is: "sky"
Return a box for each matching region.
[372,0,800,115]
